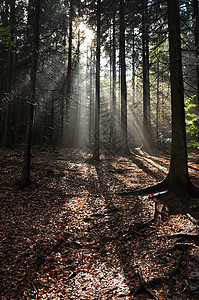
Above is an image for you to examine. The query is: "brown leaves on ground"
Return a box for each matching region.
[0,147,199,300]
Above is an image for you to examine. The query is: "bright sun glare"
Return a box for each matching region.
[79,23,95,50]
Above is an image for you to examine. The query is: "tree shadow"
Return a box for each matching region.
[1,148,198,299]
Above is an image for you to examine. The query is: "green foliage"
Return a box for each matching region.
[185,95,199,149]
[0,26,16,50]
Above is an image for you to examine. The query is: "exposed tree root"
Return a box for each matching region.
[165,243,195,252]
[116,178,168,196]
[135,201,166,230]
[167,233,199,241]
[190,184,199,196]
[135,269,159,299]
[135,249,184,297]
[186,213,199,226]
[168,254,183,277]
[117,175,199,217]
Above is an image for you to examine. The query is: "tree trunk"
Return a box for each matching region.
[132,28,135,104]
[65,0,73,146]
[156,58,160,140]
[111,11,117,150]
[2,0,15,148]
[93,0,101,160]
[142,0,152,149]
[20,0,41,186]
[119,0,129,154]
[89,48,94,146]
[193,0,199,107]
[167,0,191,195]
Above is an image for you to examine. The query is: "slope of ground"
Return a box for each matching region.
[0,147,199,299]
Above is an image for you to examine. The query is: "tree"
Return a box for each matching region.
[193,0,199,107]
[119,0,130,154]
[2,0,15,147]
[142,0,152,149]
[65,0,74,146]
[111,4,117,150]
[93,0,101,160]
[120,0,199,213]
[166,0,192,200]
[20,0,41,186]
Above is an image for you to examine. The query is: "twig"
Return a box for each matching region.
[31,281,38,297]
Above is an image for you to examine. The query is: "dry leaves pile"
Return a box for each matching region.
[0,147,199,299]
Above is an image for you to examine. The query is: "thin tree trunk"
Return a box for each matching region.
[2,0,15,147]
[193,0,199,108]
[93,0,101,160]
[132,28,135,104]
[20,0,41,186]
[89,48,94,145]
[156,58,160,140]
[120,0,129,154]
[111,12,117,150]
[142,0,152,149]
[65,0,73,145]
[72,8,81,147]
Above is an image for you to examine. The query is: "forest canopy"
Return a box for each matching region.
[0,0,198,152]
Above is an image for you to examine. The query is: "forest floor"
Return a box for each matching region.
[0,146,199,300]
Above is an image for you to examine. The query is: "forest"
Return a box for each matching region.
[0,0,199,299]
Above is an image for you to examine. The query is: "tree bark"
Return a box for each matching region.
[119,0,129,154]
[142,0,152,149]
[93,0,101,160]
[111,10,117,150]
[89,48,94,146]
[2,0,15,148]
[20,0,41,186]
[167,0,191,195]
[193,0,199,107]
[65,0,73,146]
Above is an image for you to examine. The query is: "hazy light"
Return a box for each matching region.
[78,22,95,50]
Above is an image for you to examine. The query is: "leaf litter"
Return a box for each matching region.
[0,147,199,299]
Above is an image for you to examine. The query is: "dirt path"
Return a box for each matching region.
[0,147,199,299]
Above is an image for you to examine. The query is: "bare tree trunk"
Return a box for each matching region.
[20,0,41,186]
[2,0,15,148]
[93,0,101,160]
[119,0,129,154]
[142,0,152,149]
[132,28,135,104]
[65,0,73,146]
[156,58,160,140]
[167,0,191,196]
[193,0,199,108]
[89,48,94,146]
[111,11,117,150]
